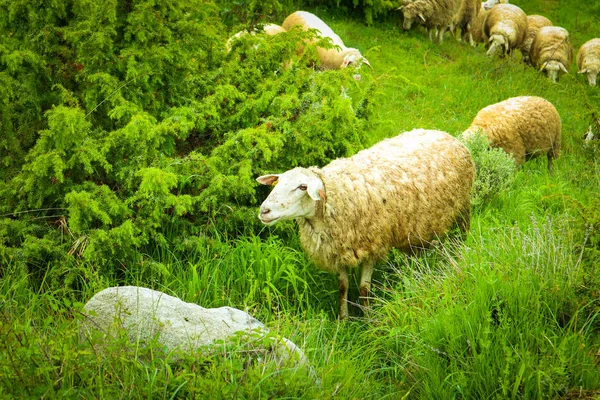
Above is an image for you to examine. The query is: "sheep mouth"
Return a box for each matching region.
[259,216,280,225]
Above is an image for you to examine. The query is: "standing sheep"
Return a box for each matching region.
[484,3,528,57]
[530,26,573,83]
[282,11,371,70]
[577,38,600,87]
[463,96,561,171]
[519,15,553,64]
[399,0,461,43]
[452,0,482,46]
[256,129,475,320]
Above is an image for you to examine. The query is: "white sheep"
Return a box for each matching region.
[399,0,461,43]
[519,15,553,64]
[452,0,482,46]
[225,23,287,53]
[577,38,600,87]
[281,11,371,70]
[530,26,573,83]
[484,3,528,57]
[463,96,561,171]
[256,129,475,320]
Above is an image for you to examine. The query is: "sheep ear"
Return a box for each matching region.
[539,64,546,72]
[578,69,587,74]
[306,175,324,201]
[559,63,569,73]
[418,13,426,22]
[256,174,280,186]
[362,58,372,68]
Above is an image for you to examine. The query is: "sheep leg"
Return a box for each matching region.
[338,267,349,320]
[457,207,471,238]
[359,260,375,309]
[437,27,447,44]
[547,153,554,173]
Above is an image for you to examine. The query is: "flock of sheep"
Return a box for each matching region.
[223,6,595,319]
[399,0,600,85]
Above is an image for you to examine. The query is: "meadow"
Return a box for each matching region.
[1,0,600,398]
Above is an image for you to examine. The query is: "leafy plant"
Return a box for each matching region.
[460,130,517,208]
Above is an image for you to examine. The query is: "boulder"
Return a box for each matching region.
[80,286,306,365]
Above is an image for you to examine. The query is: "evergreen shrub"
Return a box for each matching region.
[0,0,374,277]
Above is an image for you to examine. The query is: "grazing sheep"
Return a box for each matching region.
[484,3,527,57]
[281,11,371,69]
[463,96,561,171]
[484,4,527,56]
[530,26,573,82]
[577,38,600,87]
[452,0,482,46]
[225,23,286,53]
[472,7,490,44]
[519,15,553,64]
[257,129,475,320]
[481,0,508,11]
[399,0,461,43]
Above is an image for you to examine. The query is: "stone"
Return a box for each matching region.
[80,286,306,365]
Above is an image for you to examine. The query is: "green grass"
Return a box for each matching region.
[2,0,600,398]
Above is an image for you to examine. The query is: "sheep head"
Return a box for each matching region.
[487,34,508,56]
[257,168,325,225]
[541,60,569,83]
[341,48,372,69]
[400,4,426,31]
[482,0,509,10]
[579,68,598,87]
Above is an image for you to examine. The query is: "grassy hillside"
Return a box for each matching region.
[2,0,600,398]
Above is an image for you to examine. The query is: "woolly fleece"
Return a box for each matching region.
[295,129,475,273]
[464,96,561,169]
[577,38,600,86]
[531,26,573,74]
[453,0,482,45]
[519,15,553,63]
[402,0,461,42]
[484,3,528,54]
[282,11,366,70]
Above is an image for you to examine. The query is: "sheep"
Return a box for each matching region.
[256,129,475,320]
[577,38,600,87]
[484,3,528,57]
[452,0,482,46]
[519,15,553,64]
[472,7,490,44]
[225,23,286,53]
[530,26,573,83]
[463,96,561,171]
[399,0,461,43]
[281,11,371,70]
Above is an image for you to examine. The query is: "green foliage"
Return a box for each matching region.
[0,0,373,274]
[461,130,518,208]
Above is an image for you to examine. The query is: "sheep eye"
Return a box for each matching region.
[298,184,307,191]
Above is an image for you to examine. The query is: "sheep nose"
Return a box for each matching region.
[260,207,271,215]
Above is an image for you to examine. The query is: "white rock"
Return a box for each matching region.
[80,286,306,365]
